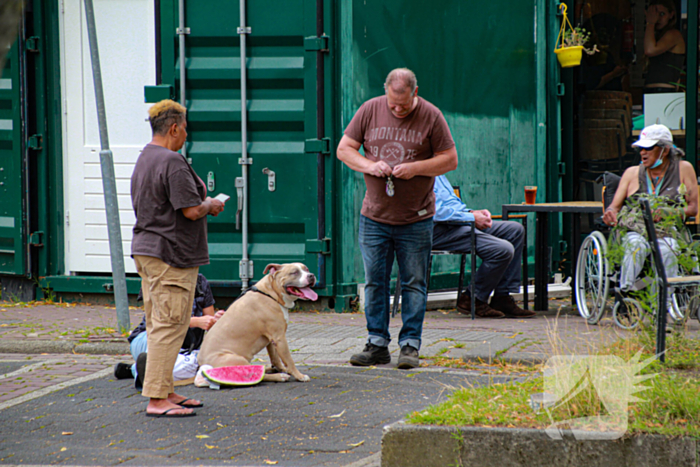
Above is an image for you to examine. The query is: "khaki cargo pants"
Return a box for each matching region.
[134,255,198,399]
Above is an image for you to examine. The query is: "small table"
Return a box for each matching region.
[502,201,604,311]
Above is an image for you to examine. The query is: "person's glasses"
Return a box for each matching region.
[635,144,662,153]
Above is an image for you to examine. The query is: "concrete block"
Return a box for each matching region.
[382,423,698,467]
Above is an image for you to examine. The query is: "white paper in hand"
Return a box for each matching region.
[214,193,230,203]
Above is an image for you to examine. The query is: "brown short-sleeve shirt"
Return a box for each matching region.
[344,96,455,225]
[130,144,209,268]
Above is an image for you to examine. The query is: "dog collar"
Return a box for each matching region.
[250,286,279,303]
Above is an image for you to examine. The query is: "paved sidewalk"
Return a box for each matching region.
[2,298,697,365]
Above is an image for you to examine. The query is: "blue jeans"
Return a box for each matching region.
[129,332,148,379]
[432,220,525,302]
[359,215,433,350]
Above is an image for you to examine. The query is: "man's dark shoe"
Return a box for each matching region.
[135,352,147,390]
[397,345,420,369]
[490,295,536,319]
[457,293,505,319]
[349,344,391,366]
[114,362,132,380]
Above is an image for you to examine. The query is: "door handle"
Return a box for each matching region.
[235,177,245,230]
[262,167,276,191]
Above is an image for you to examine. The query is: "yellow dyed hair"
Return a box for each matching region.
[148,99,187,136]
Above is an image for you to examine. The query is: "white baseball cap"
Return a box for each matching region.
[631,124,673,149]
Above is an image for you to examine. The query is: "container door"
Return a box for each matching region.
[160,0,333,287]
[0,44,26,276]
[61,0,156,274]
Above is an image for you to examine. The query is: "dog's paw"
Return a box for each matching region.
[265,365,284,374]
[295,374,310,382]
[264,372,291,382]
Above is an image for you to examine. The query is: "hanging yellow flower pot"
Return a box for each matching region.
[554,4,597,68]
[555,46,583,68]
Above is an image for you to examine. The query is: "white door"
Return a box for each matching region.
[60,0,155,274]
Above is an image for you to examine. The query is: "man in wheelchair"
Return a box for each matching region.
[602,124,698,305]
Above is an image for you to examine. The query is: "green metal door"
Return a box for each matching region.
[336,0,545,291]
[0,44,26,276]
[157,0,334,292]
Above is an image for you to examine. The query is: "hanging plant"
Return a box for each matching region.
[554,4,599,68]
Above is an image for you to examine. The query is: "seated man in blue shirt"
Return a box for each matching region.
[433,175,535,319]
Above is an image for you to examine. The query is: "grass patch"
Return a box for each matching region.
[408,326,700,437]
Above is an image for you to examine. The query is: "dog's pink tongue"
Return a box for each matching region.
[299,287,318,301]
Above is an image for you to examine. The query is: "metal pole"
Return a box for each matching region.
[640,199,667,363]
[83,0,130,333]
[238,0,250,290]
[178,0,187,160]
[315,0,326,289]
[470,224,476,320]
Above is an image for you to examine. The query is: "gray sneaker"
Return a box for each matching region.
[349,343,391,366]
[397,345,419,369]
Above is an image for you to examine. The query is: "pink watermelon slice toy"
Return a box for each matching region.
[203,365,265,386]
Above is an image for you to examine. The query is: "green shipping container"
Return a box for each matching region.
[153,0,338,302]
[0,44,25,277]
[0,1,64,301]
[2,0,582,309]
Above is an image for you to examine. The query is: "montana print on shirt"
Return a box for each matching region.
[344,95,455,225]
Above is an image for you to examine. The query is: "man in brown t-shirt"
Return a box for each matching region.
[337,68,457,369]
[130,100,224,417]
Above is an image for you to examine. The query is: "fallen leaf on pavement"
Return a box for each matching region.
[348,440,364,447]
[60,448,67,452]
[196,435,210,439]
[205,444,218,449]
[264,460,278,465]
[61,432,73,436]
[328,409,346,418]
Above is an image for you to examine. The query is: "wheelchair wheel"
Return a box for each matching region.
[670,286,700,324]
[575,231,610,324]
[612,297,646,330]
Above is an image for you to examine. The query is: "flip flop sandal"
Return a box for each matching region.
[175,398,204,408]
[146,408,196,418]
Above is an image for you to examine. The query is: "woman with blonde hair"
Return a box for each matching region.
[131,99,225,417]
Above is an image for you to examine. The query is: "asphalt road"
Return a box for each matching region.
[0,361,523,467]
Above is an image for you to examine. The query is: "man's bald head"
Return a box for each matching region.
[384,68,417,94]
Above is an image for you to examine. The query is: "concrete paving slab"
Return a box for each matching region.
[419,340,455,358]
